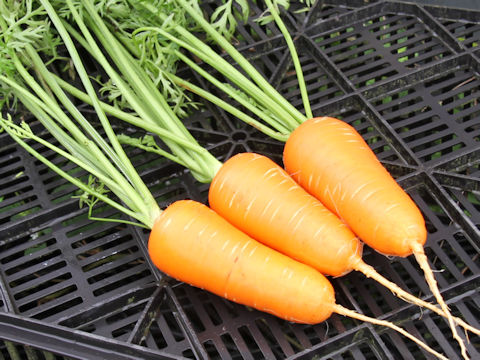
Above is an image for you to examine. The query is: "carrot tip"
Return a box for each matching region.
[333,304,449,360]
[412,244,470,360]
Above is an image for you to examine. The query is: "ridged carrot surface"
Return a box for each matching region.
[283,117,427,257]
[148,199,335,324]
[209,152,362,277]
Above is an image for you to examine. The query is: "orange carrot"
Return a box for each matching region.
[209,152,361,277]
[283,116,470,358]
[284,117,426,257]
[149,199,334,324]
[208,152,480,338]
[148,200,448,359]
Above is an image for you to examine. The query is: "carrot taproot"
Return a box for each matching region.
[283,116,470,358]
[209,152,361,277]
[208,152,480,339]
[148,200,448,360]
[283,117,425,257]
[52,30,476,352]
[53,72,479,342]
[3,123,447,360]
[149,199,334,324]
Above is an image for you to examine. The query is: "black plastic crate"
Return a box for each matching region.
[1,1,479,359]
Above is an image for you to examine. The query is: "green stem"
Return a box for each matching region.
[108,31,215,176]
[173,49,290,135]
[86,214,148,228]
[85,21,217,181]
[170,74,289,142]
[113,30,142,59]
[62,18,172,135]
[20,10,152,223]
[65,0,220,182]
[175,0,307,125]
[135,23,291,136]
[10,55,90,150]
[264,0,312,119]
[46,0,155,211]
[79,3,200,148]
[53,74,211,154]
[84,17,178,133]
[134,23,298,133]
[9,84,139,213]
[0,118,153,228]
[117,135,196,171]
[23,46,117,176]
[1,73,101,174]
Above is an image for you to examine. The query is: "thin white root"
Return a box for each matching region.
[333,304,448,360]
[412,242,470,360]
[354,260,480,337]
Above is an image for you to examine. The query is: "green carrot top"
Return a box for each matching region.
[0,0,244,228]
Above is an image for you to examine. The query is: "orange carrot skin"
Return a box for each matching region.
[209,152,363,277]
[148,200,335,324]
[283,117,427,257]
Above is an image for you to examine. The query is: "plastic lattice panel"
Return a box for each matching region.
[1,1,480,360]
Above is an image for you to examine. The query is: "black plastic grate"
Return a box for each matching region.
[277,51,346,111]
[441,20,480,50]
[170,283,377,359]
[1,1,480,359]
[426,4,480,51]
[0,215,157,322]
[357,56,478,164]
[306,9,453,89]
[0,339,66,360]
[0,136,46,228]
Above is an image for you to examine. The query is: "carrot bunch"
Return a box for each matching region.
[121,1,477,358]
[59,0,480,354]
[3,1,475,359]
[56,1,477,343]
